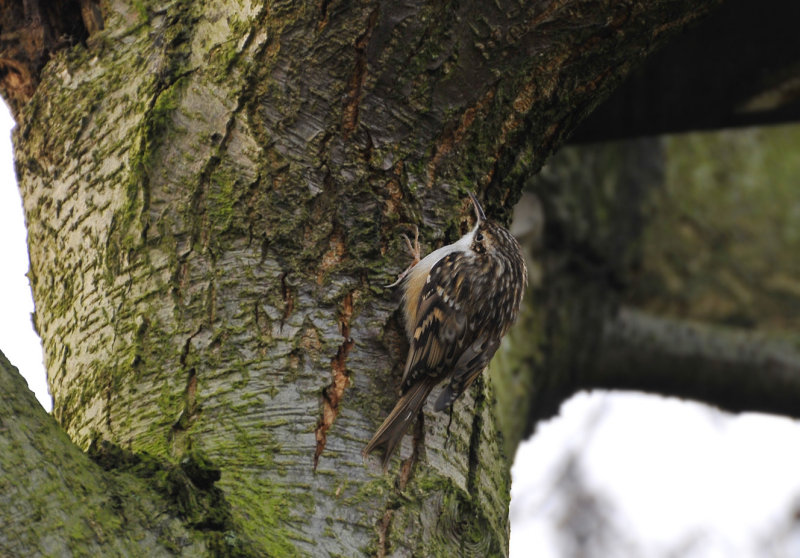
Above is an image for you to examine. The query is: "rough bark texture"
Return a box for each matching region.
[3,0,721,555]
[0,351,215,556]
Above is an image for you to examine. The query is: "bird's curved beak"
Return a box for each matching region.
[468,191,487,223]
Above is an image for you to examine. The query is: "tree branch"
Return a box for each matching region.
[0,350,244,554]
[588,306,800,419]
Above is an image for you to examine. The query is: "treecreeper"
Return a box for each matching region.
[364,193,527,468]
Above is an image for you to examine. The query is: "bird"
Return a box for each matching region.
[363,192,527,468]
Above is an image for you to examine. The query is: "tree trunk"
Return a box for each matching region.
[2,1,721,555]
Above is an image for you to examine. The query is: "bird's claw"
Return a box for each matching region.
[385,225,421,288]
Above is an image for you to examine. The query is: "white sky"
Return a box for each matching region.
[2,100,800,557]
[511,393,800,557]
[0,102,50,412]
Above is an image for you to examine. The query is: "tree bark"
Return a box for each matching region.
[0,351,210,556]
[2,0,722,555]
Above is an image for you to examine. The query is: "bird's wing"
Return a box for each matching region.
[400,251,478,389]
[433,334,500,411]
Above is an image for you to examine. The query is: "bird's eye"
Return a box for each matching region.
[476,232,484,242]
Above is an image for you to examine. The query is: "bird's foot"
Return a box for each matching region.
[385,225,420,288]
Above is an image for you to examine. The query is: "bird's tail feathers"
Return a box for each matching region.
[363,378,436,469]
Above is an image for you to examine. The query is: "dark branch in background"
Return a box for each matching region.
[589,306,800,419]
[571,0,800,142]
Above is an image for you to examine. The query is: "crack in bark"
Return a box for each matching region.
[317,228,347,284]
[205,280,217,323]
[133,66,195,249]
[178,327,204,369]
[176,329,204,418]
[317,0,331,31]
[279,272,294,328]
[189,98,236,253]
[313,293,355,470]
[170,367,198,432]
[341,8,378,138]
[171,328,204,455]
[177,328,203,408]
[376,508,393,558]
[399,411,424,488]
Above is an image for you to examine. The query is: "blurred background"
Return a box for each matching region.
[505,125,800,558]
[502,2,800,550]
